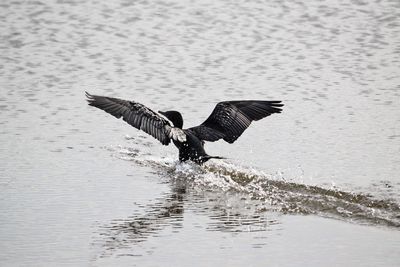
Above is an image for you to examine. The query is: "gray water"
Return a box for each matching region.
[1,0,400,266]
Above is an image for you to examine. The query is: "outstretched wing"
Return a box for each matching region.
[189,100,283,143]
[86,92,172,145]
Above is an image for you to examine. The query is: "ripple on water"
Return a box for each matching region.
[110,145,400,229]
[91,145,399,259]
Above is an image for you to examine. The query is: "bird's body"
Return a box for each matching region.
[86,92,283,164]
[174,129,208,163]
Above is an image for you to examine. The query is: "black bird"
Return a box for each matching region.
[86,92,283,164]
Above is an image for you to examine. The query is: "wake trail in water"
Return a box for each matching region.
[112,145,400,228]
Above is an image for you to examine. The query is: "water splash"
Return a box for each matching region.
[113,145,400,228]
[92,145,399,259]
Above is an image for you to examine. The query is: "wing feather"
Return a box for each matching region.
[189,100,283,143]
[86,92,172,145]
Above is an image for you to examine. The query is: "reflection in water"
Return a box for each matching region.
[96,185,185,257]
[95,176,281,257]
[93,146,399,258]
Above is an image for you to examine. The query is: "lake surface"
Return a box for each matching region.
[1,0,399,266]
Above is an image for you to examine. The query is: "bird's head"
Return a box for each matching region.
[159,110,183,129]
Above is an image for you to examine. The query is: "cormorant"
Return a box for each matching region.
[86,92,283,164]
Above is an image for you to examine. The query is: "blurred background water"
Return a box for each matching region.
[0,0,399,266]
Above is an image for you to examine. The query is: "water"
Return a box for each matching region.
[1,0,400,266]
